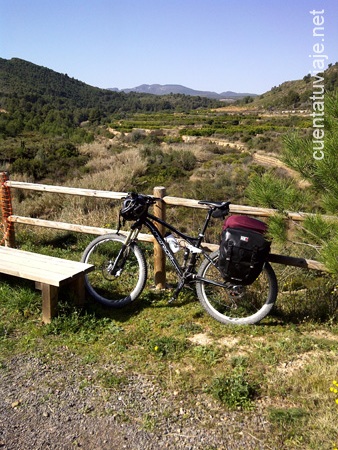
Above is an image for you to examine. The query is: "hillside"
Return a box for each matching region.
[0,57,104,100]
[0,57,222,179]
[251,62,338,109]
[0,57,221,125]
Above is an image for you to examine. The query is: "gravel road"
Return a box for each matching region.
[0,354,273,450]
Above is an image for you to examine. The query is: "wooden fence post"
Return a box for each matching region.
[153,186,166,289]
[0,172,15,247]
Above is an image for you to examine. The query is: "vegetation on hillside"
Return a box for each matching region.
[0,57,220,181]
[251,62,338,110]
[0,57,220,136]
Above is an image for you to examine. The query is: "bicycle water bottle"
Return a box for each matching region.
[164,234,181,253]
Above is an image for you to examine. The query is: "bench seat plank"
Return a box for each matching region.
[1,252,89,272]
[0,259,83,286]
[0,247,93,286]
[0,246,94,323]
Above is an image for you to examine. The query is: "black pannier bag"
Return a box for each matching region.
[218,215,271,285]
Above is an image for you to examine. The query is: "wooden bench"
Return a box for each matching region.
[0,246,94,323]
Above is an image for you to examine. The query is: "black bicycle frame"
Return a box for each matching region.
[142,214,226,290]
[140,208,215,279]
[121,205,227,290]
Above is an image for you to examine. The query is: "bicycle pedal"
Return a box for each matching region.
[168,292,179,303]
[185,285,194,292]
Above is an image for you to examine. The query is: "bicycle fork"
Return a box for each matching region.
[107,228,141,277]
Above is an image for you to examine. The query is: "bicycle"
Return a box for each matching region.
[81,192,278,325]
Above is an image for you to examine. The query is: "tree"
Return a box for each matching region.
[282,90,338,273]
[282,91,338,213]
[285,89,300,107]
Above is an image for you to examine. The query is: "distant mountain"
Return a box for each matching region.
[108,84,257,100]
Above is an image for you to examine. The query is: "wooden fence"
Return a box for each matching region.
[0,172,330,289]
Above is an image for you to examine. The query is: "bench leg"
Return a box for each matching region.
[69,275,87,307]
[41,284,58,324]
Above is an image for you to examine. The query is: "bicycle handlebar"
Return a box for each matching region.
[124,192,231,217]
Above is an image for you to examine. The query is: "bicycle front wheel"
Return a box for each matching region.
[81,234,147,307]
[196,251,277,325]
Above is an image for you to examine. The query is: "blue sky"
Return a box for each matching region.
[1,0,338,94]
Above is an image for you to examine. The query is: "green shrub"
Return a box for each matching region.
[207,368,257,410]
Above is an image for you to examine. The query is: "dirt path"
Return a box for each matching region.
[0,353,273,450]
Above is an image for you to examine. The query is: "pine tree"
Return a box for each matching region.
[282,90,338,273]
[282,91,338,213]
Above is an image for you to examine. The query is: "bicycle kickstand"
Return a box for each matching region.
[168,279,185,303]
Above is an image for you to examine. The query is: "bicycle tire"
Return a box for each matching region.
[81,234,147,307]
[196,251,278,325]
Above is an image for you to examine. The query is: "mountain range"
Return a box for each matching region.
[1,57,337,115]
[108,84,257,100]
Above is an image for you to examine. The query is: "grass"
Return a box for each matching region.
[0,230,338,449]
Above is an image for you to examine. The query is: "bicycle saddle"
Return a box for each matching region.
[198,200,231,218]
[198,200,231,209]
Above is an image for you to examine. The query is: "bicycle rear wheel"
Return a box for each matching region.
[81,233,147,307]
[196,251,277,325]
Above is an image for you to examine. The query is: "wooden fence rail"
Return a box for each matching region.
[0,172,330,289]
[7,179,337,222]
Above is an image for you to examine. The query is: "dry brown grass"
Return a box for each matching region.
[77,144,147,192]
[11,144,147,229]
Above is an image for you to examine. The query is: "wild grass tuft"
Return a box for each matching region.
[207,367,257,410]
